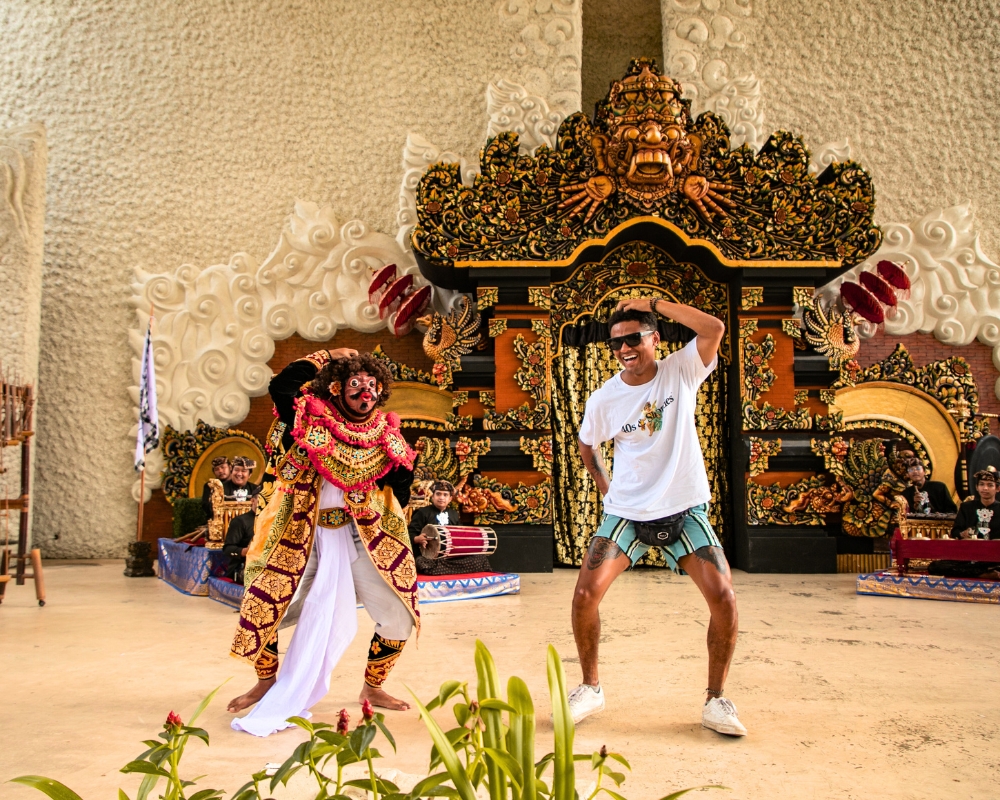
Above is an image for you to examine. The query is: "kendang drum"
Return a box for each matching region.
[420,524,497,560]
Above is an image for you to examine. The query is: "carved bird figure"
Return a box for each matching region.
[802,299,859,367]
[418,295,481,366]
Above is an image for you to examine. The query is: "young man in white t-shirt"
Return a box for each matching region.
[569,296,746,736]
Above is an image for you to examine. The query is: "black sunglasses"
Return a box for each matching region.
[606,330,657,350]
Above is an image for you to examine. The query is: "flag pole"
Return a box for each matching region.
[136,466,145,542]
[135,303,154,544]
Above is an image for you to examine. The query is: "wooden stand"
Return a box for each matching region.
[0,381,45,606]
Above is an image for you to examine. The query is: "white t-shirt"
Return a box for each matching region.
[578,338,716,520]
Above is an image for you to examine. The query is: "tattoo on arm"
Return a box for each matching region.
[584,451,607,482]
[693,546,730,576]
[586,537,624,570]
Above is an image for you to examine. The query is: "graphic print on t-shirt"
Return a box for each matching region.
[621,396,675,435]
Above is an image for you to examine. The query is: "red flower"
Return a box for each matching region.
[337,708,350,735]
[165,711,182,728]
[361,699,374,721]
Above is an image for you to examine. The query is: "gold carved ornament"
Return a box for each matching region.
[412,59,880,269]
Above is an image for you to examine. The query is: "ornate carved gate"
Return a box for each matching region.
[410,59,881,571]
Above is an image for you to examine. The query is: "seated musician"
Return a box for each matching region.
[205,455,261,519]
[201,456,232,517]
[222,511,255,583]
[902,459,957,515]
[408,480,492,576]
[928,467,1000,580]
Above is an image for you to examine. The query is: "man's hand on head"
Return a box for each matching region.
[329,348,359,360]
[615,297,657,314]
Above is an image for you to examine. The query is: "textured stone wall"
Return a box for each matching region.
[661,0,1000,256]
[0,0,581,557]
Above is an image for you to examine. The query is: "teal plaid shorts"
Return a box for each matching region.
[592,503,722,570]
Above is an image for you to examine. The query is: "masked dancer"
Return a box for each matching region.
[568,297,745,736]
[227,348,418,737]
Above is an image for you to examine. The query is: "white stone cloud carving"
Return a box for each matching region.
[495,0,582,116]
[663,0,766,152]
[808,139,852,176]
[819,204,1000,400]
[129,201,435,500]
[486,79,563,154]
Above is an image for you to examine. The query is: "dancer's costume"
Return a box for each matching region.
[229,350,418,736]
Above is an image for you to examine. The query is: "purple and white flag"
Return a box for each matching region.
[134,321,159,472]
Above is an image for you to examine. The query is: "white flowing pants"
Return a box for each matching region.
[231,483,413,737]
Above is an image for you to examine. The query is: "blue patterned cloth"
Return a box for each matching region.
[158,538,227,596]
[858,571,1000,605]
[209,576,246,608]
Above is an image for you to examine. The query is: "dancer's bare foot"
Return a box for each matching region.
[360,683,410,711]
[227,677,275,713]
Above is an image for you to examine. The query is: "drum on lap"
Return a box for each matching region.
[420,524,497,560]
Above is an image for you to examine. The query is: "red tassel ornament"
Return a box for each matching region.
[859,270,898,307]
[876,259,911,298]
[840,281,884,325]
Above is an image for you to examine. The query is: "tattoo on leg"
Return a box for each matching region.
[694,546,730,576]
[586,537,624,570]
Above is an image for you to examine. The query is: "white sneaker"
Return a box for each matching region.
[567,683,605,723]
[701,697,747,736]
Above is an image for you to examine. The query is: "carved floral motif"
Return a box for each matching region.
[484,333,552,431]
[748,436,781,477]
[741,286,763,310]
[519,436,554,475]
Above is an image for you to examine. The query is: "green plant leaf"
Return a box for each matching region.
[10,777,85,800]
[182,727,210,746]
[453,702,470,726]
[119,790,130,800]
[604,769,626,787]
[286,715,314,733]
[407,686,478,800]
[438,680,463,706]
[656,786,728,800]
[136,772,158,800]
[479,699,516,713]
[268,748,306,792]
[188,680,229,726]
[546,645,574,800]
[474,641,506,800]
[600,788,629,800]
[188,790,224,800]
[316,730,348,745]
[606,753,631,771]
[407,772,453,798]
[421,789,461,799]
[349,722,377,756]
[507,676,536,800]
[484,747,523,792]
[374,714,397,753]
[534,753,554,778]
[337,748,361,767]
[120,761,171,777]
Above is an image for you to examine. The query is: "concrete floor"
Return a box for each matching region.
[1,562,997,800]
